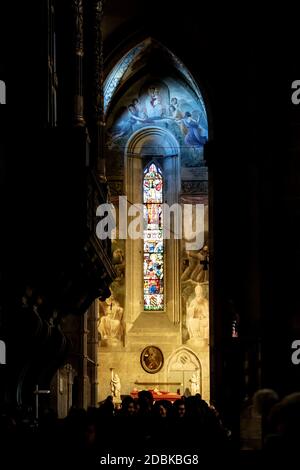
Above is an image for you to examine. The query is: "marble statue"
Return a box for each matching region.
[190,372,200,395]
[186,284,208,339]
[99,295,123,341]
[181,245,209,284]
[110,372,121,400]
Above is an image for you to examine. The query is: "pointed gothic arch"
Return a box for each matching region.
[167,347,202,396]
[104,37,209,127]
[99,37,211,403]
[124,126,181,325]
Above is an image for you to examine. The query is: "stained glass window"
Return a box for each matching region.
[143,163,164,310]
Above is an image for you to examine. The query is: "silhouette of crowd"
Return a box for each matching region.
[2,389,299,468]
[0,392,231,467]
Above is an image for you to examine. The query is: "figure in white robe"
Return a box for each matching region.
[186,284,208,339]
[99,295,123,341]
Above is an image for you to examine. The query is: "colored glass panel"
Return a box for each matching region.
[143,164,164,310]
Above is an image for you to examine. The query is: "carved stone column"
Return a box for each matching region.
[47,0,57,127]
[72,0,85,127]
[164,154,181,325]
[92,0,106,181]
[87,301,99,407]
[125,154,143,327]
[78,311,89,408]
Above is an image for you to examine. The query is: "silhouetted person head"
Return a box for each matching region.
[174,399,186,418]
[121,396,135,416]
[253,389,279,417]
[138,390,153,413]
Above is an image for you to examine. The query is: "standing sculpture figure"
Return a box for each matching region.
[99,295,123,341]
[190,373,200,395]
[186,284,209,339]
[110,371,121,400]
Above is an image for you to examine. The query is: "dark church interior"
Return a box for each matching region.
[1,1,300,467]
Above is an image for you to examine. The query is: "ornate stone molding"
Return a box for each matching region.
[92,0,105,123]
[73,0,84,55]
[73,0,85,126]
